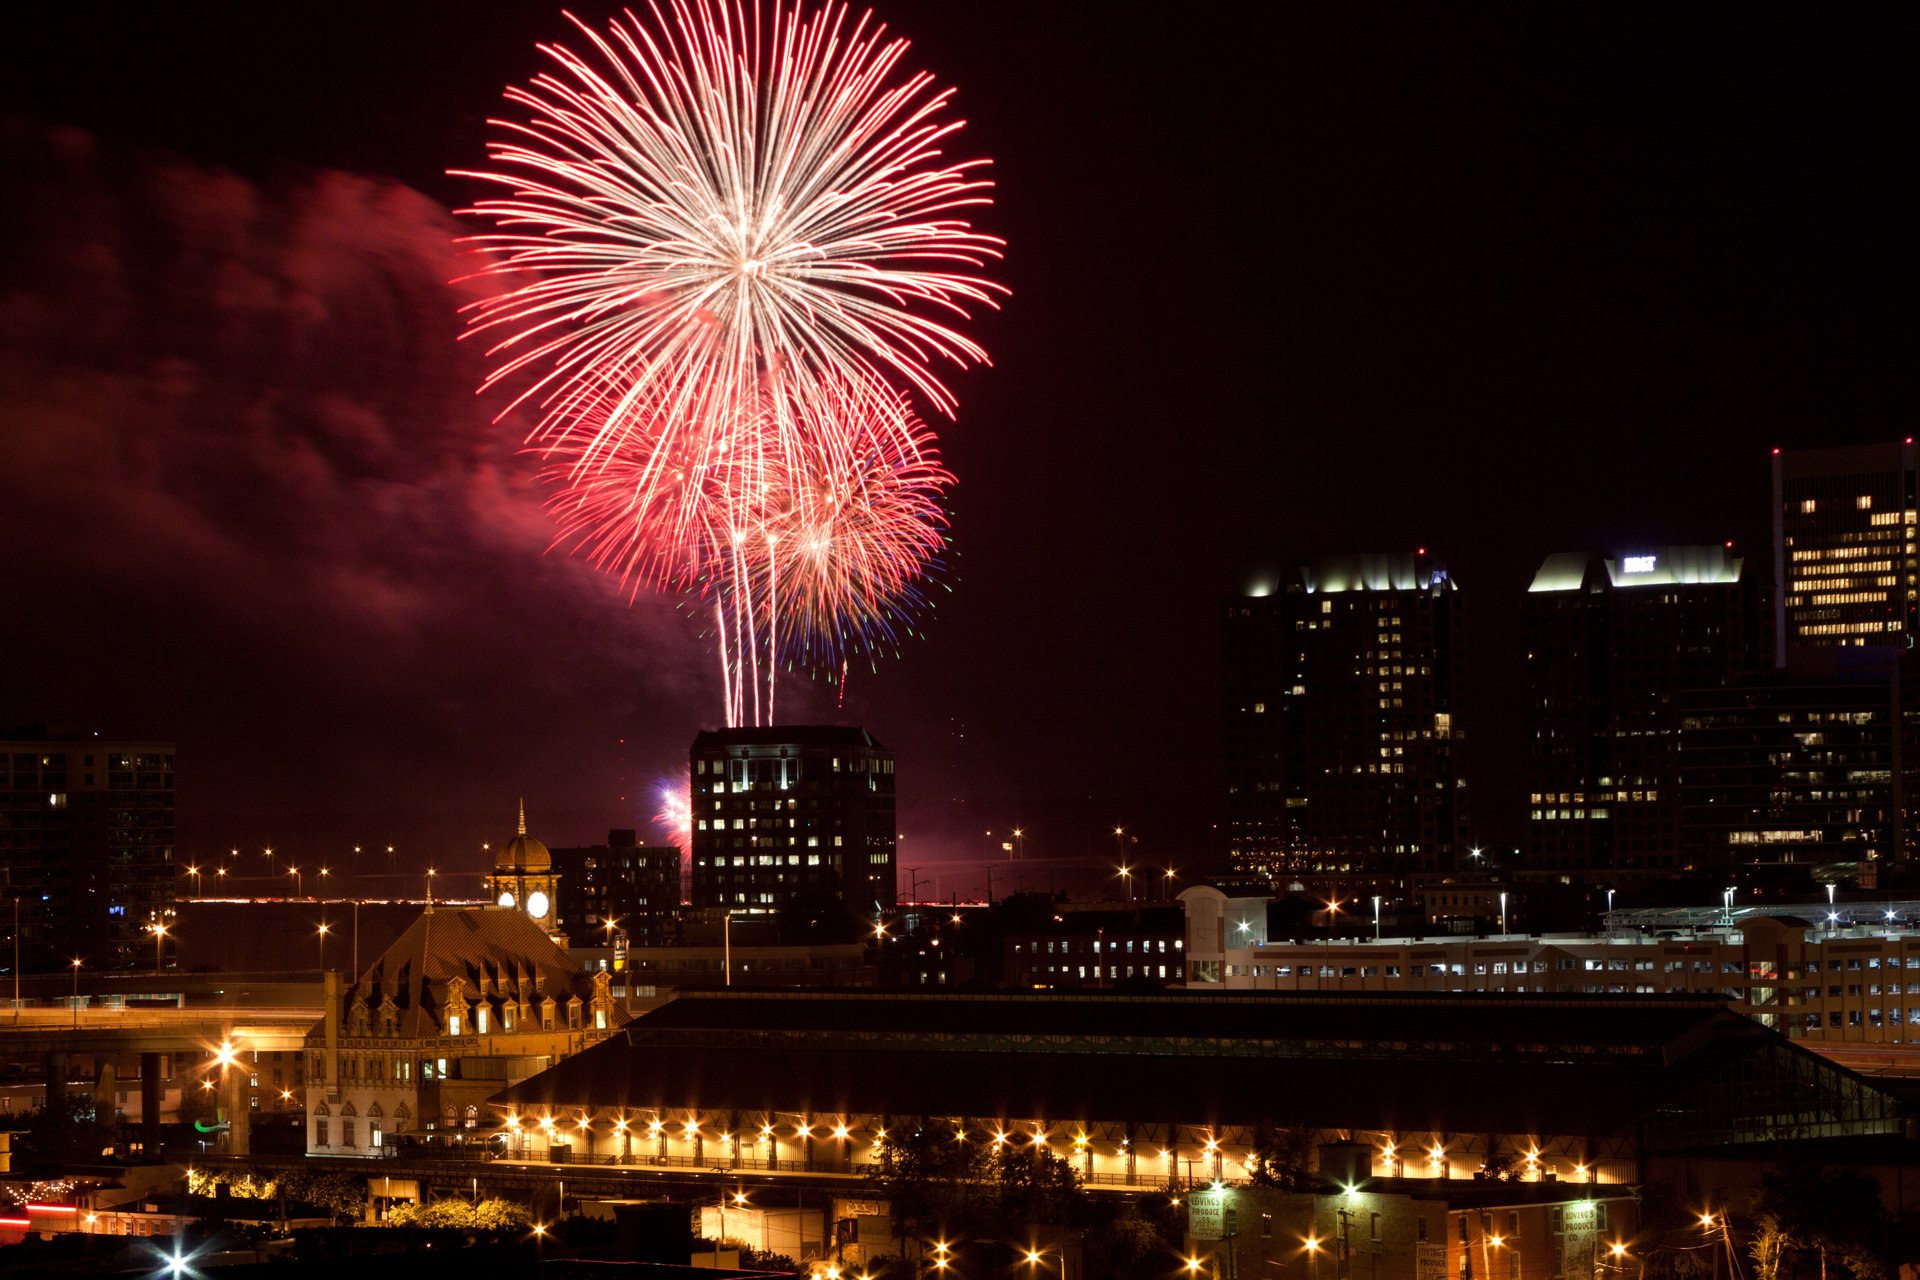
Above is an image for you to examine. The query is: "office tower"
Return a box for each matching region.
[1680,649,1897,871]
[1773,440,1919,654]
[0,730,174,969]
[689,726,897,918]
[1221,552,1468,880]
[549,829,683,947]
[1523,546,1765,872]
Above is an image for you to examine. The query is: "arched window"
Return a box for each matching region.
[464,1105,479,1129]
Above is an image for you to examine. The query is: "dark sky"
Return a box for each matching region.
[2,3,1912,899]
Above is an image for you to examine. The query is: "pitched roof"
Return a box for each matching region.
[493,989,1910,1146]
[332,906,596,1039]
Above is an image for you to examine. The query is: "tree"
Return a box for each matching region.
[869,1117,993,1247]
[991,1143,1087,1227]
[25,1096,118,1162]
[384,1197,529,1229]
[1755,1164,1892,1280]
[1245,1121,1318,1191]
[1082,1198,1182,1280]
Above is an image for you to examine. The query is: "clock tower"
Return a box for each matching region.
[488,801,566,946]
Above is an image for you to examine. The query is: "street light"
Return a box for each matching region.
[288,866,302,898]
[316,923,330,969]
[1117,863,1133,903]
[1498,891,1508,935]
[151,922,168,972]
[70,958,81,1029]
[185,865,201,897]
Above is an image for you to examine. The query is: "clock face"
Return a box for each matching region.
[526,890,549,920]
[497,891,516,909]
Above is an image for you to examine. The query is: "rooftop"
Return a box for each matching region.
[493,989,1906,1146]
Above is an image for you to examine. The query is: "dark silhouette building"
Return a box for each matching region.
[1222,552,1468,881]
[1680,649,1898,873]
[1522,547,1766,873]
[0,730,174,970]
[1772,439,1919,655]
[549,828,683,948]
[689,725,896,920]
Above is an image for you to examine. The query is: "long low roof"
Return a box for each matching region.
[494,990,1891,1142]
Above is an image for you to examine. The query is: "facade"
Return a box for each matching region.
[485,803,565,947]
[1222,552,1469,880]
[689,725,897,918]
[1772,439,1919,653]
[1180,1183,1635,1280]
[550,828,682,948]
[1181,885,1920,1044]
[301,906,624,1158]
[1523,547,1764,873]
[0,731,174,970]
[1678,651,1896,872]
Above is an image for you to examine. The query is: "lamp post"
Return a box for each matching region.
[186,865,201,897]
[1324,899,1342,990]
[316,923,330,970]
[723,910,734,987]
[288,866,302,899]
[1372,895,1382,942]
[152,922,168,972]
[70,958,82,1029]
[1118,863,1133,903]
[1498,891,1508,935]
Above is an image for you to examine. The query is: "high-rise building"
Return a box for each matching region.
[1772,440,1919,654]
[1680,649,1897,872]
[1221,552,1468,880]
[0,730,174,969]
[1522,546,1765,872]
[549,829,683,948]
[689,726,897,918]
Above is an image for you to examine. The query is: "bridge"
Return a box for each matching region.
[0,977,324,1159]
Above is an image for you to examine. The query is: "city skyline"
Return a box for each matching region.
[1,5,1909,879]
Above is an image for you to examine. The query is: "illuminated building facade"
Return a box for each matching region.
[550,829,682,949]
[1523,547,1765,872]
[1772,440,1919,653]
[689,725,897,918]
[1222,552,1468,880]
[1181,885,1920,1044]
[301,905,624,1158]
[486,803,565,947]
[0,730,174,970]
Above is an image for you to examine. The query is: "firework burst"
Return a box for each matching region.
[462,1,1000,722]
[460,0,1004,458]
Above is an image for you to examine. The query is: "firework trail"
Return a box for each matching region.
[549,378,951,717]
[462,1,1000,722]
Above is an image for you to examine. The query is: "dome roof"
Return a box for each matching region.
[495,801,552,873]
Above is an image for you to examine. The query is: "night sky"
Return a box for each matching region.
[2,4,1912,898]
